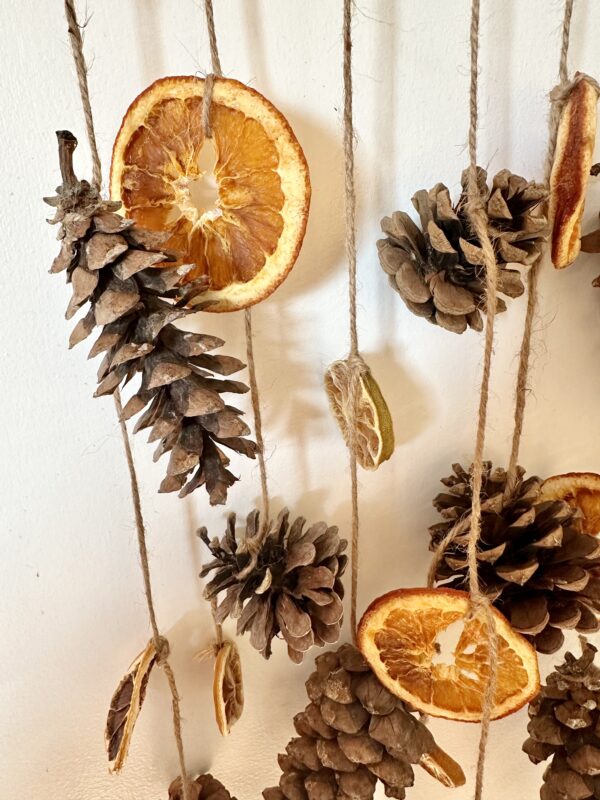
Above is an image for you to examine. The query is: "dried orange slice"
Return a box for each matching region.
[541,473,600,535]
[325,359,394,470]
[357,588,540,722]
[110,76,310,311]
[213,641,244,736]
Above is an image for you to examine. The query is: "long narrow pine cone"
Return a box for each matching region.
[263,644,465,800]
[200,509,347,663]
[428,463,600,654]
[377,167,548,333]
[523,640,600,800]
[46,131,256,504]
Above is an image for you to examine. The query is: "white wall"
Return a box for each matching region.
[2,1,600,797]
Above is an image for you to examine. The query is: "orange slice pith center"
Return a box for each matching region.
[121,98,283,289]
[111,77,310,312]
[373,606,529,717]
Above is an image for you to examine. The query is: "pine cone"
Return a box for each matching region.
[523,640,600,800]
[169,774,237,800]
[199,509,347,663]
[263,643,464,800]
[428,463,600,655]
[46,131,256,505]
[378,167,548,333]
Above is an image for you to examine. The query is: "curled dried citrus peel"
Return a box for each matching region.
[213,641,244,736]
[105,640,157,772]
[357,588,540,723]
[111,76,310,311]
[541,472,600,536]
[325,359,394,470]
[419,743,465,788]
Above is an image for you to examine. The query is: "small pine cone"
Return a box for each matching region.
[169,774,237,800]
[263,644,464,800]
[428,462,600,655]
[200,509,347,662]
[46,131,256,504]
[523,640,600,800]
[377,167,548,334]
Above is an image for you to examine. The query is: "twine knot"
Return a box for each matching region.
[155,635,171,664]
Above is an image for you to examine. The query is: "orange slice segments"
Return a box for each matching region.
[357,588,540,722]
[541,472,600,535]
[110,76,310,311]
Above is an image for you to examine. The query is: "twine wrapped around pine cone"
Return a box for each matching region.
[523,640,600,800]
[428,462,600,654]
[169,774,237,800]
[200,509,347,663]
[378,168,548,333]
[263,644,465,800]
[46,131,256,504]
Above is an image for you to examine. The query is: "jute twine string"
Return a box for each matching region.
[341,0,365,644]
[505,0,576,497]
[463,3,500,796]
[64,0,102,189]
[427,2,499,797]
[428,2,583,796]
[201,0,271,529]
[62,3,191,798]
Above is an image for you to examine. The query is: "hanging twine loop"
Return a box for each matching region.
[504,0,587,498]
[62,3,191,798]
[435,2,500,797]
[201,0,271,529]
[64,0,102,189]
[337,0,365,642]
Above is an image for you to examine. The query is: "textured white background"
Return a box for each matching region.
[2,1,600,798]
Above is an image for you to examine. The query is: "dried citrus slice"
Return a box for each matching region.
[541,473,600,535]
[105,640,157,773]
[213,641,244,736]
[419,743,466,788]
[110,76,310,311]
[357,588,540,722]
[325,359,394,470]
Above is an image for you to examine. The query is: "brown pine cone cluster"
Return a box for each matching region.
[523,640,600,800]
[378,168,548,333]
[46,131,256,504]
[200,509,347,663]
[169,774,237,800]
[428,463,600,654]
[263,644,464,800]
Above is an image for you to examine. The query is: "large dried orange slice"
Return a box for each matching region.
[110,76,310,311]
[541,473,600,535]
[325,360,394,470]
[357,588,540,722]
[213,641,244,736]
